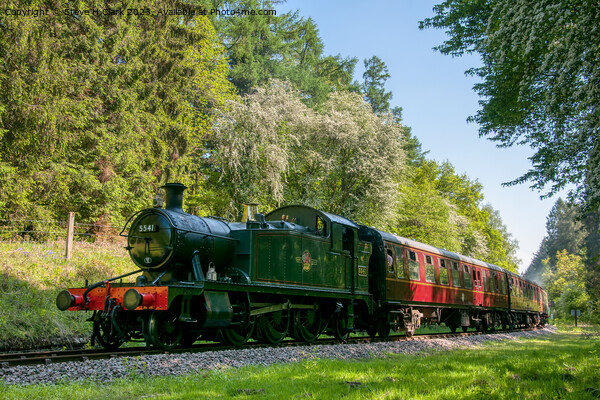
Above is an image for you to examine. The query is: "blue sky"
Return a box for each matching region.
[276,0,566,270]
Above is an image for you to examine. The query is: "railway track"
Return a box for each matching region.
[0,327,535,368]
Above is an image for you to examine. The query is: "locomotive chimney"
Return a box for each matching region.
[162,183,187,212]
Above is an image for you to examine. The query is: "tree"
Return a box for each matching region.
[209,80,406,226]
[524,198,585,283]
[212,0,357,105]
[543,250,590,318]
[362,55,393,114]
[393,159,519,271]
[420,0,600,209]
[294,91,405,225]
[0,0,234,223]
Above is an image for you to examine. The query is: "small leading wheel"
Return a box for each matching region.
[259,309,290,344]
[294,305,323,343]
[449,324,457,333]
[332,312,349,341]
[461,326,468,333]
[93,316,124,350]
[147,309,182,350]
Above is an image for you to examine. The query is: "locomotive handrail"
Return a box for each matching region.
[206,215,230,223]
[119,210,145,237]
[175,227,239,242]
[150,270,168,286]
[82,269,143,303]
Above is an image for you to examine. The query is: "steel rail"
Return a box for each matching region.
[0,327,537,368]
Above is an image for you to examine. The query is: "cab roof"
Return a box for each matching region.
[265,205,359,229]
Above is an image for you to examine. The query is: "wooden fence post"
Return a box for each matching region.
[65,212,75,260]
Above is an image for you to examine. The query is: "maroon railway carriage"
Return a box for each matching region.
[359,227,548,336]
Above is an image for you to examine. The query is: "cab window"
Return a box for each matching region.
[408,251,420,280]
[425,255,435,283]
[315,216,327,236]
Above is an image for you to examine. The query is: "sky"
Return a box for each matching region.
[275,0,566,271]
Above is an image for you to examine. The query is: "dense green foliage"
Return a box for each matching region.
[394,160,519,270]
[420,0,600,211]
[212,0,358,105]
[0,0,234,224]
[209,81,405,227]
[0,0,519,269]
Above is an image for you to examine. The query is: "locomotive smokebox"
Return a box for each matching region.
[126,182,234,274]
[163,183,186,212]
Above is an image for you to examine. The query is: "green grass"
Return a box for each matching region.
[2,242,599,399]
[1,330,598,399]
[0,241,132,349]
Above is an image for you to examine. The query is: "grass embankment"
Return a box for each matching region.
[1,329,598,399]
[0,241,132,349]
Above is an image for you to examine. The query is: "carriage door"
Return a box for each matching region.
[472,267,483,306]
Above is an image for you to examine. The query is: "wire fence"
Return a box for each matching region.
[0,216,125,258]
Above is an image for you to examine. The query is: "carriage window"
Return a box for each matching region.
[439,259,449,285]
[395,246,406,279]
[425,256,435,283]
[408,251,420,280]
[482,271,487,291]
[490,272,496,292]
[494,273,499,292]
[463,265,472,289]
[452,261,461,287]
[500,275,506,294]
[386,248,395,273]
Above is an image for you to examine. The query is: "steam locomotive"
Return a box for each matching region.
[57,183,548,350]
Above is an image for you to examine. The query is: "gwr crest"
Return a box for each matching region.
[302,250,311,271]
